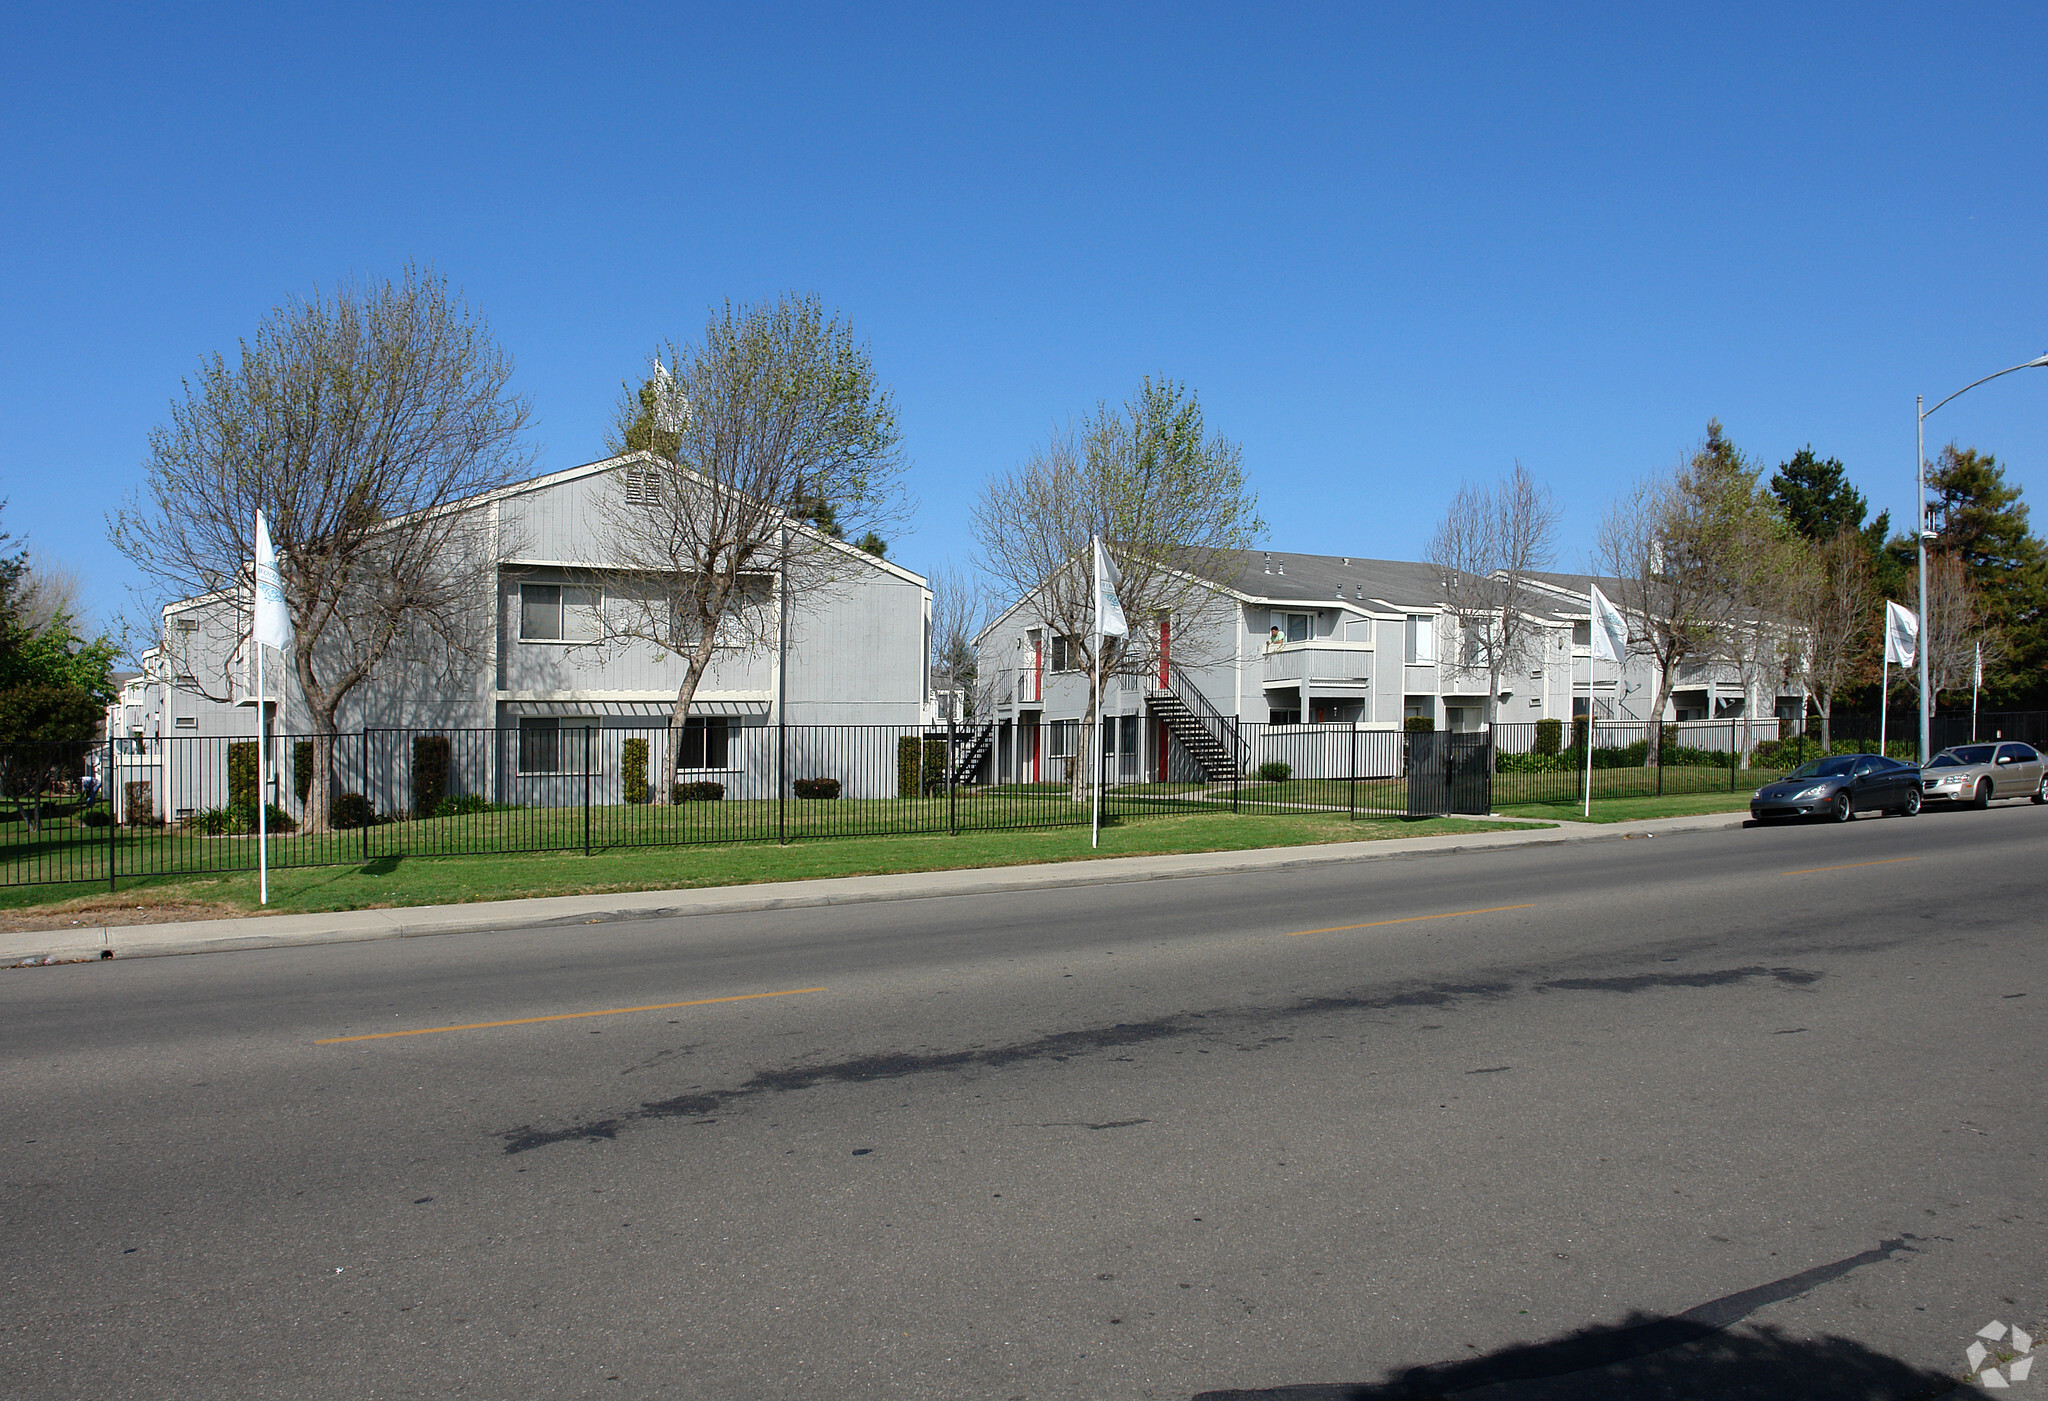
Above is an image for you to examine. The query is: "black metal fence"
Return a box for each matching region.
[6,711,2042,892]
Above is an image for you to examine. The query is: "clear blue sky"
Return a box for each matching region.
[4,3,2044,640]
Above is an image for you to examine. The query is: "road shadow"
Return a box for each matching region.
[1191,1317,1976,1399]
[1192,1236,1989,1400]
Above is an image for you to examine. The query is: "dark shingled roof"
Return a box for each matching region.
[1183,549,1587,621]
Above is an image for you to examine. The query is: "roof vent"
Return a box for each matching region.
[1342,557,1350,566]
[1263,553,1271,574]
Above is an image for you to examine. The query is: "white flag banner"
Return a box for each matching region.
[1973,641,1983,688]
[1588,584,1628,664]
[253,510,291,652]
[1094,537,1128,639]
[1884,600,1918,666]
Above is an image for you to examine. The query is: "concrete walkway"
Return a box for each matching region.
[3,810,1749,965]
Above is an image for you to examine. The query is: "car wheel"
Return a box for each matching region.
[1973,778,1993,810]
[1899,788,1921,817]
[2034,775,2047,806]
[1831,791,1853,823]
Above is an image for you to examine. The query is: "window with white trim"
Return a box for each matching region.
[674,717,730,770]
[520,583,601,642]
[1404,615,1437,665]
[517,718,601,775]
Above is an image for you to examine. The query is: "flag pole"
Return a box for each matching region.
[1972,641,1980,742]
[1091,535,1102,849]
[255,515,269,908]
[1582,651,1594,819]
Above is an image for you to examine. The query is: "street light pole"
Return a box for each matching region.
[1913,352,2048,763]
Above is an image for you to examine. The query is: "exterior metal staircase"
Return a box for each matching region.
[950,720,995,785]
[1145,667,1244,781]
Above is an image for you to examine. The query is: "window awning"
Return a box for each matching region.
[500,697,770,720]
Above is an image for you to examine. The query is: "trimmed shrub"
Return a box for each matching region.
[80,806,112,827]
[898,734,946,796]
[294,741,313,803]
[1496,751,1572,774]
[124,780,157,826]
[1534,717,1563,756]
[673,780,725,803]
[1256,761,1293,782]
[411,735,451,818]
[187,806,238,835]
[329,791,374,828]
[237,801,297,833]
[1404,715,1435,734]
[621,738,649,805]
[433,793,494,818]
[793,777,841,799]
[228,741,259,808]
[1570,715,1590,752]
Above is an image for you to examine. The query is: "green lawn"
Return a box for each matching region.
[1495,790,1760,823]
[1,807,1537,922]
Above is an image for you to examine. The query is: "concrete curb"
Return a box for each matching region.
[4,811,1750,965]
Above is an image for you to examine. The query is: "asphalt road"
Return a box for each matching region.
[4,804,2044,1400]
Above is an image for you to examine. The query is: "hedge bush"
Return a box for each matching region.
[1404,715,1435,734]
[228,741,259,809]
[673,781,725,802]
[124,780,157,826]
[1534,717,1563,756]
[329,792,374,828]
[621,738,649,805]
[1256,761,1293,782]
[294,741,313,803]
[898,735,946,796]
[433,793,495,818]
[412,735,451,817]
[793,777,841,799]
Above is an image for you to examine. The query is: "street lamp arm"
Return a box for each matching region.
[1921,353,2048,421]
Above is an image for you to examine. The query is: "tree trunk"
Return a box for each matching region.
[663,631,722,804]
[1642,661,1676,768]
[1819,690,1833,754]
[303,709,341,834]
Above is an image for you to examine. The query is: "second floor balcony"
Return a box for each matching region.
[1262,641,1371,686]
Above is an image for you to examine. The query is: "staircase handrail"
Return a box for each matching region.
[1165,664,1249,771]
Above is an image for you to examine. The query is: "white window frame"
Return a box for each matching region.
[516,717,602,776]
[519,582,603,643]
[1404,615,1437,665]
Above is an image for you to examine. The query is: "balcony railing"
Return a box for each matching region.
[1262,641,1371,685]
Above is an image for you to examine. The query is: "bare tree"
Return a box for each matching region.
[1595,421,1759,765]
[1426,463,1559,721]
[590,295,905,789]
[1720,508,1804,764]
[1920,549,2002,704]
[928,562,990,719]
[110,266,533,828]
[973,379,1262,801]
[1789,529,1876,751]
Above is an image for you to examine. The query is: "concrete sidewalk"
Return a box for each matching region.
[3,810,1748,965]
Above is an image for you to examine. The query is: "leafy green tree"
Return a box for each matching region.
[1769,447,1902,598]
[1889,444,2048,702]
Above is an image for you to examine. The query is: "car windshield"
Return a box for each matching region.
[1785,758,1857,780]
[1930,746,1994,768]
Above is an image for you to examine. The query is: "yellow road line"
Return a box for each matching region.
[1783,857,1920,876]
[1286,904,1536,937]
[315,987,827,1044]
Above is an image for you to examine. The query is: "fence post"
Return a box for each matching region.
[107,736,117,892]
[777,710,787,846]
[1730,718,1737,791]
[1232,717,1240,813]
[361,729,370,863]
[1656,721,1665,797]
[947,709,957,836]
[1349,722,1357,821]
[583,725,592,857]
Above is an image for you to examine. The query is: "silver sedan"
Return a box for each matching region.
[1917,741,2048,808]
